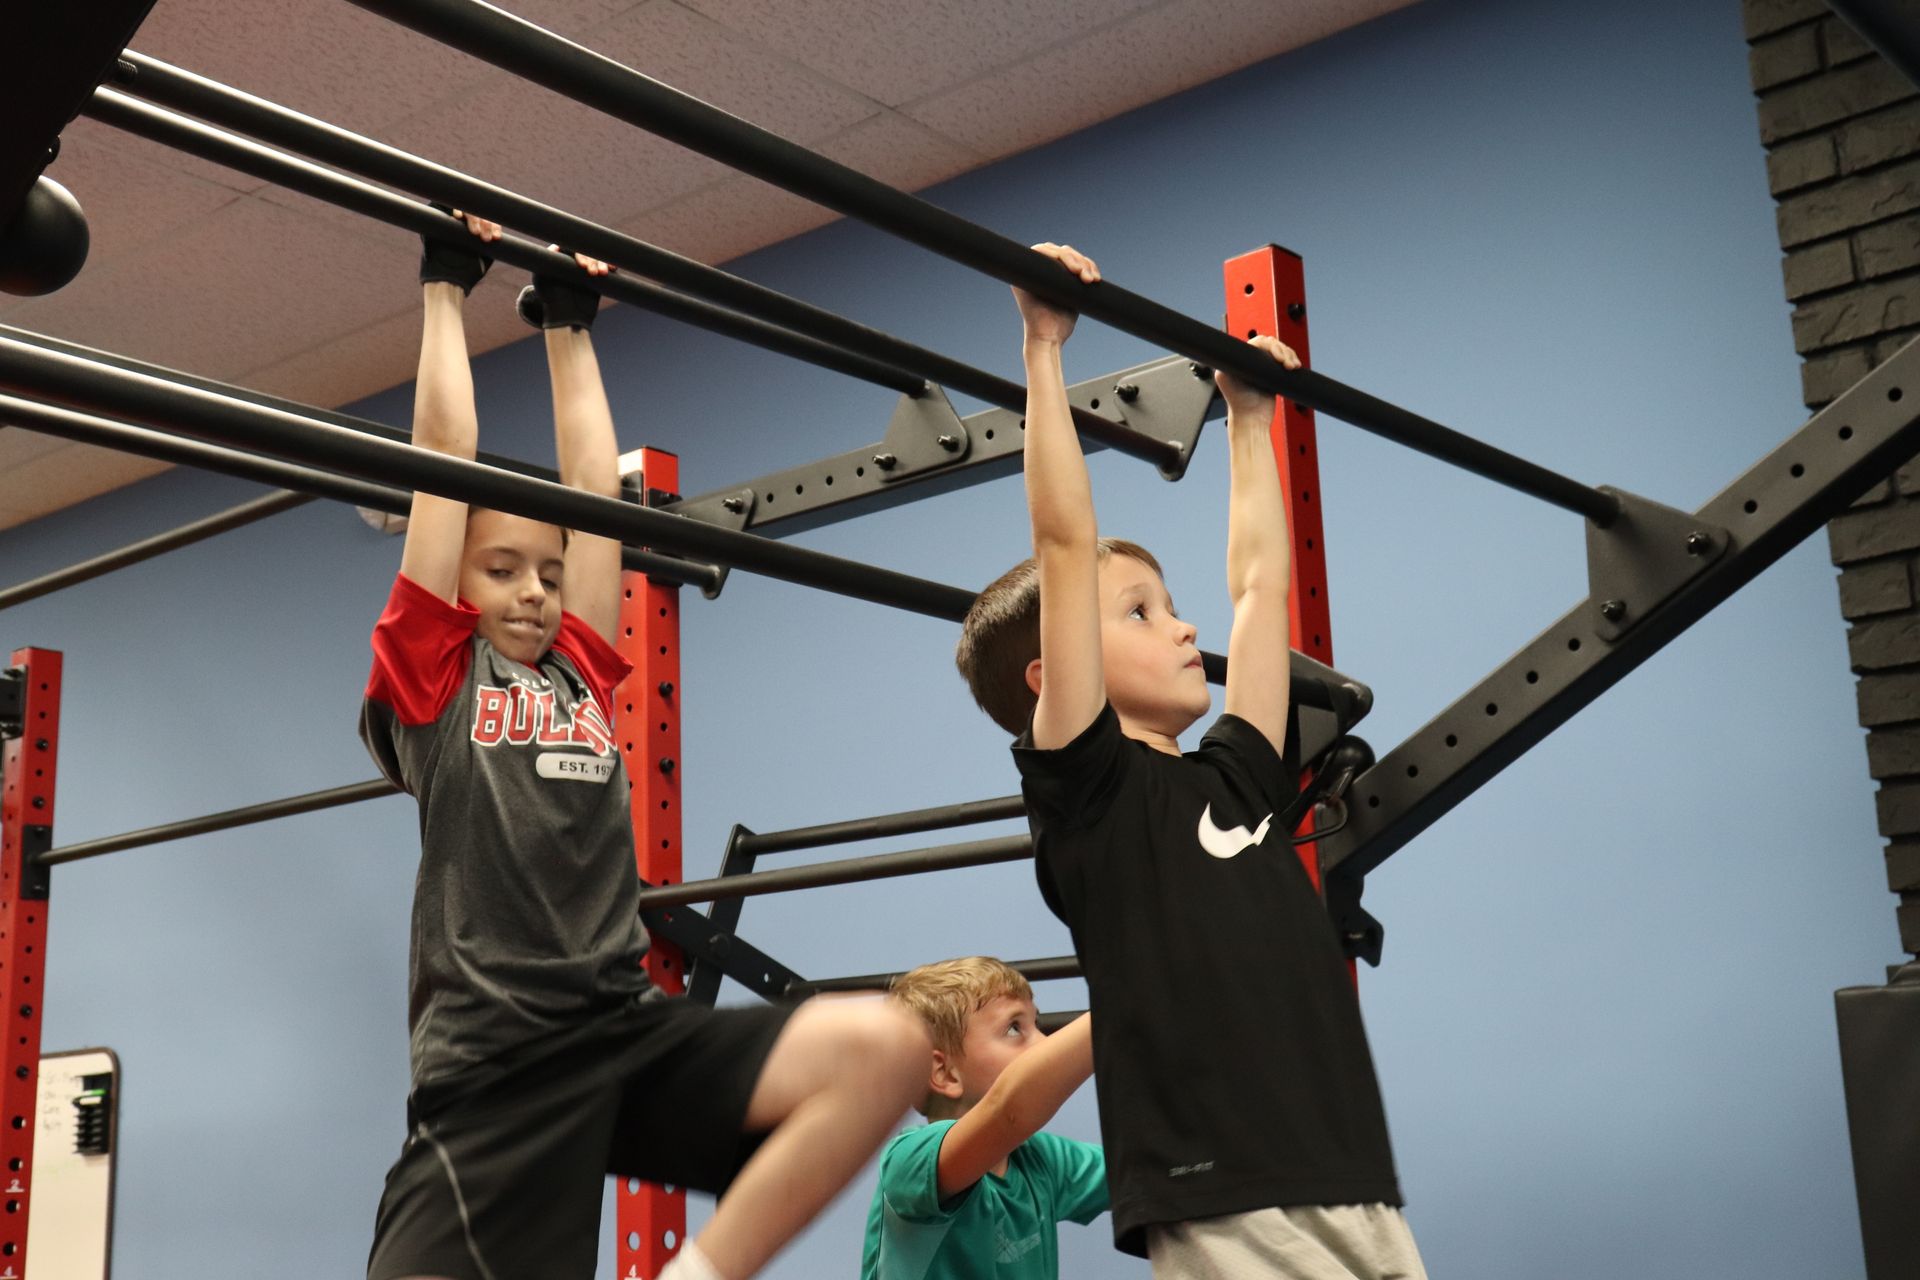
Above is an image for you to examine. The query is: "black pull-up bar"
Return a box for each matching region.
[733,793,1027,858]
[108,54,1183,475]
[346,0,1622,526]
[38,778,398,865]
[635,833,1034,910]
[0,333,986,619]
[84,90,926,400]
[0,339,1367,715]
[0,393,721,594]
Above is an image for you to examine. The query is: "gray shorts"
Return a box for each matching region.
[1147,1204,1426,1280]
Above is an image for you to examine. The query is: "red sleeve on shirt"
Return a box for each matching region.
[551,611,633,712]
[365,573,478,726]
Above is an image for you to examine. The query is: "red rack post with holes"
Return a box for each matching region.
[614,451,688,1278]
[1223,248,1331,893]
[0,648,60,1279]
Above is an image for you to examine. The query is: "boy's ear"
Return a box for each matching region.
[1024,657,1044,699]
[929,1049,965,1102]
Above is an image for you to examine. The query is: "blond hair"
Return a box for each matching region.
[889,956,1034,1116]
[955,538,1164,735]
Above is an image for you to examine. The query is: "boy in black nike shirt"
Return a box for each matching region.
[955,244,1424,1279]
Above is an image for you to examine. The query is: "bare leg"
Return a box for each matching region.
[691,998,929,1279]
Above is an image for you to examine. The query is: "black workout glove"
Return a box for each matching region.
[515,260,601,332]
[418,204,493,294]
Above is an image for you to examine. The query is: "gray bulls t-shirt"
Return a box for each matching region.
[361,572,652,1086]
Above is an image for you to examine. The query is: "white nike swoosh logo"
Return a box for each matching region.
[1197,803,1273,859]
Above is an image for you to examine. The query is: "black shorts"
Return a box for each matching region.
[367,996,792,1280]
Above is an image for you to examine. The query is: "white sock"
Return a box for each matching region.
[657,1240,728,1280]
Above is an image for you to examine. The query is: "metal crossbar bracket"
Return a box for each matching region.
[685,822,760,1005]
[642,901,800,1003]
[0,667,21,738]
[671,355,1219,538]
[1585,487,1727,640]
[21,825,50,900]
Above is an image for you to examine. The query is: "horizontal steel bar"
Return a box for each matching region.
[0,341,1360,711]
[635,834,1033,909]
[0,393,720,591]
[39,779,398,865]
[735,794,1026,858]
[0,335,994,620]
[791,954,1080,996]
[113,52,1180,473]
[1319,336,1920,876]
[0,487,311,612]
[0,322,559,480]
[85,89,926,397]
[347,0,1618,521]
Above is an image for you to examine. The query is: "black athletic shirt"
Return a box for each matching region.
[1013,704,1400,1257]
[360,573,652,1087]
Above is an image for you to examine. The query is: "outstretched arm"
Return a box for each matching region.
[539,252,622,643]
[401,210,500,605]
[1218,336,1301,754]
[936,1013,1094,1199]
[1020,244,1106,750]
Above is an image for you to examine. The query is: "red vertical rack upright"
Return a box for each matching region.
[615,450,688,1278]
[1223,247,1330,891]
[0,648,60,1279]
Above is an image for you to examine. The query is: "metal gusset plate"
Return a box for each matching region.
[1584,486,1727,641]
[670,354,1221,538]
[1318,335,1920,880]
[641,902,802,1005]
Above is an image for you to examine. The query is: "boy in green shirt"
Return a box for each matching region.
[861,957,1107,1280]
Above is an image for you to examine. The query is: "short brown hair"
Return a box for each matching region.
[956,538,1163,735]
[889,956,1034,1116]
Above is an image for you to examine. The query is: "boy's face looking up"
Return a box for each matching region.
[1098,553,1210,738]
[460,508,566,665]
[934,994,1046,1116]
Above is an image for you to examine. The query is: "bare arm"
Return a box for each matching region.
[543,256,622,642]
[1218,336,1301,754]
[935,1013,1093,1199]
[400,212,501,604]
[1020,244,1106,750]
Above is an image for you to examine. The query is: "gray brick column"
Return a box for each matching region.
[1748,0,1920,959]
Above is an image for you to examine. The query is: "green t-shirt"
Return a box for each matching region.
[861,1120,1109,1280]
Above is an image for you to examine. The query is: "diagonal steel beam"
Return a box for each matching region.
[1320,337,1920,877]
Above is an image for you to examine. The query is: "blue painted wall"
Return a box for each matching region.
[3,0,1885,1275]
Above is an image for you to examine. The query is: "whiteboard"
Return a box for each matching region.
[23,1048,117,1280]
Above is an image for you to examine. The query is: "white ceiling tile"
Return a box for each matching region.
[677,0,1165,106]
[630,175,837,265]
[585,1,882,141]
[0,426,75,470]
[238,270,534,412]
[817,110,985,193]
[907,0,1419,157]
[36,128,250,269]
[58,113,272,201]
[377,74,734,228]
[3,196,419,383]
[0,444,172,531]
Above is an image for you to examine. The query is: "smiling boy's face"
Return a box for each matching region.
[459,508,566,665]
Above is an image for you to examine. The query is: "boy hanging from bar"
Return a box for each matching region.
[955,243,1427,1280]
[359,208,928,1280]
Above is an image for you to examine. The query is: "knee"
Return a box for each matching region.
[810,998,929,1087]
